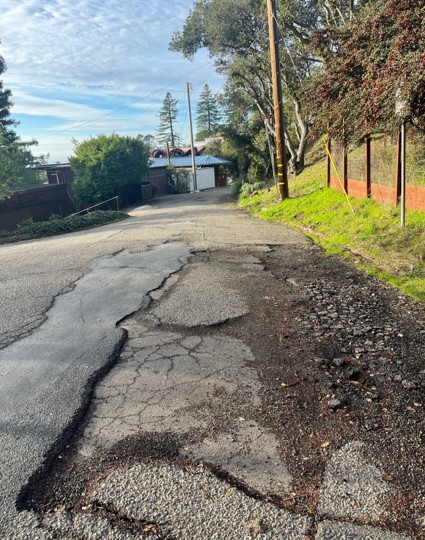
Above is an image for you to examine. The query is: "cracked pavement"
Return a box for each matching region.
[0,189,423,539]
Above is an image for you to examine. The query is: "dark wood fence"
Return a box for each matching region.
[0,184,76,231]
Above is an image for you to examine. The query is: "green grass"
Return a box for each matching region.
[0,210,129,243]
[240,160,425,303]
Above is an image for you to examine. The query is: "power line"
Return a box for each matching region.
[35,60,215,140]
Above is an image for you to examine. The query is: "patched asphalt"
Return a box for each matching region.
[1,189,423,539]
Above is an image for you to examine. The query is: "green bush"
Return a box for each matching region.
[0,210,129,242]
[69,134,150,206]
[230,180,242,198]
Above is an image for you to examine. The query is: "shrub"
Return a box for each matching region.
[0,210,129,242]
[69,134,150,206]
[230,180,242,198]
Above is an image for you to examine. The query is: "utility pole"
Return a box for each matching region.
[266,0,289,200]
[186,82,198,192]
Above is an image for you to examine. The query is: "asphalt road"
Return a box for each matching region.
[0,189,303,535]
[0,189,421,539]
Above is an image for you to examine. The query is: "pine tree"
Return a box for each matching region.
[0,52,19,144]
[0,46,43,197]
[157,92,180,147]
[196,85,222,140]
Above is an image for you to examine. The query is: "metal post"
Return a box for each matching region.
[395,128,402,205]
[186,82,198,192]
[264,118,277,191]
[267,0,289,200]
[400,122,406,227]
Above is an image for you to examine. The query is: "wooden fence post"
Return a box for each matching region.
[395,128,402,205]
[365,137,371,198]
[343,143,348,194]
[326,137,331,188]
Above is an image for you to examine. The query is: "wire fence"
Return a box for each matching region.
[327,125,425,211]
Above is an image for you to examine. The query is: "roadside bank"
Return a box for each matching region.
[238,161,425,303]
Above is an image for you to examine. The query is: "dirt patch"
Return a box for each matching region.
[224,243,424,536]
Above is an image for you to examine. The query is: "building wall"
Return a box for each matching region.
[143,169,169,195]
[46,167,75,185]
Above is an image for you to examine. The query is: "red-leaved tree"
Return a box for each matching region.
[308,0,425,142]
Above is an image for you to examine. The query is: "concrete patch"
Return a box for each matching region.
[318,442,392,521]
[148,261,253,327]
[78,320,293,496]
[316,520,411,540]
[78,325,260,454]
[90,463,308,540]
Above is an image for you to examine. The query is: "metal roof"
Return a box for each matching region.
[149,156,230,169]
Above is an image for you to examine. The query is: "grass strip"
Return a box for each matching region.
[239,161,425,303]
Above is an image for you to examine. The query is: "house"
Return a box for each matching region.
[150,146,205,158]
[40,163,75,186]
[144,155,230,194]
[34,154,229,205]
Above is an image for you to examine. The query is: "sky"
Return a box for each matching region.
[0,0,223,163]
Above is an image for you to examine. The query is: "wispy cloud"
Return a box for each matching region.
[1,0,214,95]
[0,0,222,161]
[11,92,110,120]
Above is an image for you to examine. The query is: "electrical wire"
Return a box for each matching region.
[34,59,214,140]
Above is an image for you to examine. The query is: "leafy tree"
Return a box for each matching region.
[196,84,222,139]
[170,0,311,173]
[137,133,157,150]
[0,45,44,198]
[309,0,425,142]
[157,92,180,147]
[69,134,150,206]
[170,0,369,173]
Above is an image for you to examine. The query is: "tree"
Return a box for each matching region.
[196,84,222,139]
[170,0,312,173]
[0,45,44,198]
[69,134,150,206]
[137,134,157,150]
[170,0,369,174]
[157,92,180,147]
[309,0,425,142]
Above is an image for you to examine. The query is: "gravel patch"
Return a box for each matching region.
[318,442,392,521]
[91,463,308,539]
[316,520,412,540]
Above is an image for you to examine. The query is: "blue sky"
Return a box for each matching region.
[0,0,223,162]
